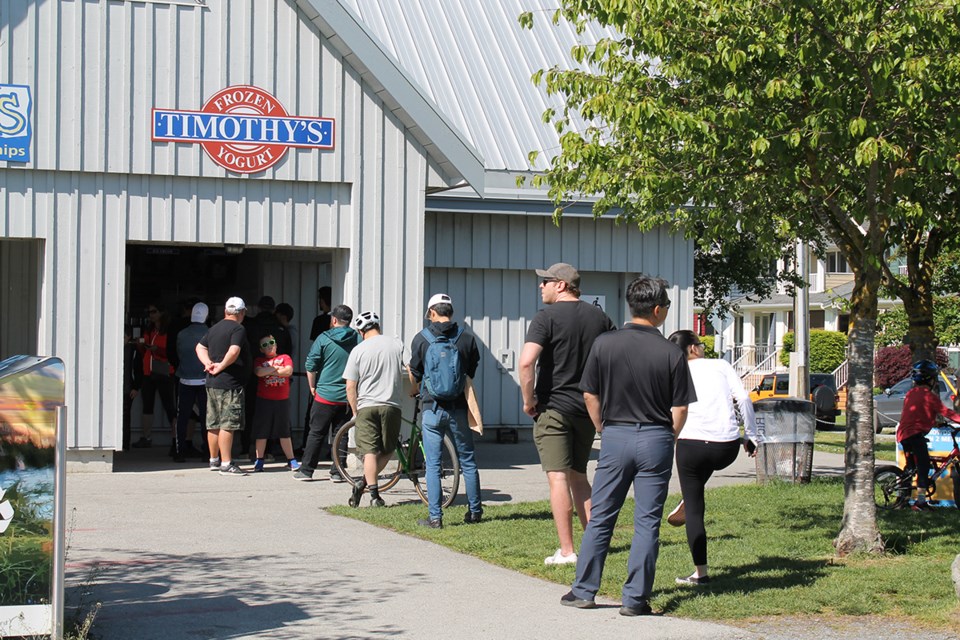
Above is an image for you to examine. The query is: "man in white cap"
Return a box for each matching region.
[408,293,483,528]
[519,262,615,565]
[173,301,210,463]
[196,297,252,475]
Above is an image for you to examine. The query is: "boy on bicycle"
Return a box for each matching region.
[897,359,960,510]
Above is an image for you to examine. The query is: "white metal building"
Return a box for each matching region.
[0,0,693,469]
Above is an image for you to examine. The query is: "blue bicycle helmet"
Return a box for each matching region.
[911,359,938,385]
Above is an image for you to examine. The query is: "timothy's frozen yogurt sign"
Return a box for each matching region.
[152,85,334,173]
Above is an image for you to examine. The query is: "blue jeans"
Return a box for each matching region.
[420,404,482,521]
[571,424,674,607]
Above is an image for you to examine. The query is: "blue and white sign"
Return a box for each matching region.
[0,84,32,163]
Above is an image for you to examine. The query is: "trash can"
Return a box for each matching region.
[753,398,815,484]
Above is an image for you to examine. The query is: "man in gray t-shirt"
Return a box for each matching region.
[342,311,405,508]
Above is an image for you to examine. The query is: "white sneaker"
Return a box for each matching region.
[544,549,578,565]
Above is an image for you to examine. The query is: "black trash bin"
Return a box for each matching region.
[753,397,815,484]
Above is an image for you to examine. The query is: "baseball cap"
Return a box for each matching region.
[535,262,580,289]
[225,296,246,313]
[190,302,209,323]
[425,293,452,318]
[256,295,276,311]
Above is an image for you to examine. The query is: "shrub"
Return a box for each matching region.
[780,330,847,372]
[700,335,718,359]
[874,345,949,388]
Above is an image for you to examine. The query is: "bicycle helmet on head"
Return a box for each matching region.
[352,311,380,333]
[911,359,938,385]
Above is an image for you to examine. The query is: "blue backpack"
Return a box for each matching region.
[420,327,466,402]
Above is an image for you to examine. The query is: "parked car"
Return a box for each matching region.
[873,373,957,433]
[750,372,841,429]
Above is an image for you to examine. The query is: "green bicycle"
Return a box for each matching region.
[331,399,460,508]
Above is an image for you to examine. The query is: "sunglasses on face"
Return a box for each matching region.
[260,340,276,348]
[540,279,559,286]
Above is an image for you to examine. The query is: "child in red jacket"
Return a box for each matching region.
[896,360,960,510]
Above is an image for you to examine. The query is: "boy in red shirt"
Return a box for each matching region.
[252,334,300,472]
[896,359,960,510]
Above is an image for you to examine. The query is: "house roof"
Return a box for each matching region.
[297,0,487,193]
[732,280,898,311]
[337,0,616,188]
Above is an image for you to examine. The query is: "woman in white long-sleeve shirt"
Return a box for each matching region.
[666,330,759,586]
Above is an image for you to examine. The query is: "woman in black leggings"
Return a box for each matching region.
[667,330,759,586]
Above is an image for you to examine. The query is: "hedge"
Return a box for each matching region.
[779,330,847,373]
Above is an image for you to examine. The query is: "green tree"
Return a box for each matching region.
[521,0,960,554]
[876,297,960,348]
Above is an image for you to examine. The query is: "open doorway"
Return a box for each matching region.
[122,243,333,469]
[0,239,41,361]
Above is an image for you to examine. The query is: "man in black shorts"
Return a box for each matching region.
[561,275,695,616]
[196,297,253,476]
[519,263,615,565]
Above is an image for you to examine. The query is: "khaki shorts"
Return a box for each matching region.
[533,409,596,473]
[354,405,402,457]
[206,387,245,432]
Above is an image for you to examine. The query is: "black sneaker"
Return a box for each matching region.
[619,601,655,617]
[675,575,710,586]
[209,458,221,471]
[219,462,248,476]
[329,471,347,483]
[369,496,386,508]
[292,470,314,481]
[463,510,483,524]
[416,518,443,529]
[348,479,367,508]
[560,591,596,609]
[131,437,152,449]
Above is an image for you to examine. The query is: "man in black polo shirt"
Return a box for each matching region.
[560,275,695,617]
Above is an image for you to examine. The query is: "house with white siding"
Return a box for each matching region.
[0,0,694,468]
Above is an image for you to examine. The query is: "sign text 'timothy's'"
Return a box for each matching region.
[152,85,334,174]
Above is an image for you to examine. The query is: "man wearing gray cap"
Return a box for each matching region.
[519,263,615,565]
[196,296,252,476]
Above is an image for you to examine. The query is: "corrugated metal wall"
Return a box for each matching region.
[0,0,432,450]
[425,212,694,426]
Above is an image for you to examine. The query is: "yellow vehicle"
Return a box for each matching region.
[750,372,841,428]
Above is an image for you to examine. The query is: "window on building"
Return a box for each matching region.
[827,251,851,274]
[810,310,825,329]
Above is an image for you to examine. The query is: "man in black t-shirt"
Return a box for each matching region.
[196,297,252,476]
[560,275,695,617]
[519,263,615,566]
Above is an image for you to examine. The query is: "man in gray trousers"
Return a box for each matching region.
[560,275,696,617]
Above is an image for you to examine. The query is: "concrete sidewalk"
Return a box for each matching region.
[64,434,843,639]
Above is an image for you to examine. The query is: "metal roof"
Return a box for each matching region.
[339,0,613,175]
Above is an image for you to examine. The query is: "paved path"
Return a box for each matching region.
[64,435,846,639]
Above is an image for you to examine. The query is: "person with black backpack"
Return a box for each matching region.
[408,293,483,529]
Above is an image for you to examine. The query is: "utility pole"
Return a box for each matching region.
[789,239,810,398]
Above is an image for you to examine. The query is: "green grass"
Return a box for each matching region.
[330,478,960,629]
[814,429,898,461]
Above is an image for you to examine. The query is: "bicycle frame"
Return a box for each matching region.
[901,425,960,503]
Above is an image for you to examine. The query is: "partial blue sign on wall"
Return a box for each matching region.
[0,84,32,163]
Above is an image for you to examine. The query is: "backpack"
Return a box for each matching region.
[420,326,466,402]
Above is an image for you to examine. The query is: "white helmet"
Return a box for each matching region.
[352,311,380,333]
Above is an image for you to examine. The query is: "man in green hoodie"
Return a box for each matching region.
[293,305,360,481]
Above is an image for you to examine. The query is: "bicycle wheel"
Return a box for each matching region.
[331,419,402,493]
[411,432,461,509]
[874,464,910,509]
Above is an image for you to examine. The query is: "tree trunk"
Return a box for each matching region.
[900,285,938,363]
[834,270,885,556]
